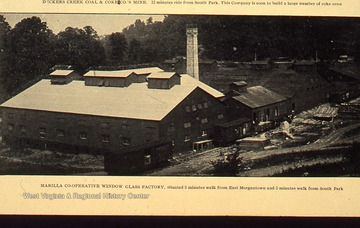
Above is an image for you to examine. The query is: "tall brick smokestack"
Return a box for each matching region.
[186,25,199,80]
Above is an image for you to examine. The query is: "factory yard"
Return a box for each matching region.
[148,102,360,176]
[1,102,360,176]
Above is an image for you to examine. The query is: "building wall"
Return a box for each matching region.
[159,88,227,152]
[1,88,226,154]
[148,79,170,89]
[224,99,253,122]
[213,121,253,146]
[1,107,160,154]
[225,98,288,124]
[84,75,137,87]
[291,74,333,113]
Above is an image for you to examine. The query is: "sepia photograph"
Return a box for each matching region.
[1,0,360,217]
[1,13,360,178]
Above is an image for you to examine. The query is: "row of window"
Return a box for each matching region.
[7,124,131,145]
[184,130,208,142]
[252,107,281,122]
[185,101,210,112]
[166,114,224,133]
[5,114,133,130]
[306,85,322,91]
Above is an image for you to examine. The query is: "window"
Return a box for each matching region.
[274,106,279,117]
[217,114,224,120]
[191,104,197,111]
[145,127,156,142]
[264,109,270,121]
[20,125,27,132]
[202,130,207,137]
[121,137,131,146]
[39,116,47,125]
[185,106,191,112]
[101,122,110,129]
[7,113,14,119]
[198,103,203,109]
[203,102,209,109]
[253,112,258,122]
[39,127,46,138]
[242,127,247,135]
[184,135,191,142]
[121,124,131,130]
[167,124,175,133]
[8,124,14,131]
[102,135,110,143]
[184,122,192,128]
[78,120,87,126]
[57,129,65,137]
[79,132,87,140]
[144,155,151,165]
[201,118,208,124]
[20,114,26,120]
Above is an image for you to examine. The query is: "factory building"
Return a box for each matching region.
[223,82,288,132]
[0,67,226,157]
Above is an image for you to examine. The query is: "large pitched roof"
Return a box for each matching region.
[232,86,287,109]
[1,72,223,121]
[181,73,224,98]
[329,64,360,80]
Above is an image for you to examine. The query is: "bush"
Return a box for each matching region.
[211,149,245,176]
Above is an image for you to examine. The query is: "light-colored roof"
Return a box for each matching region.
[233,86,287,108]
[84,70,134,78]
[231,81,247,86]
[132,67,164,75]
[50,70,74,77]
[147,72,178,79]
[83,67,164,78]
[1,73,224,121]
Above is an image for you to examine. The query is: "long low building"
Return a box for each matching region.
[0,67,226,156]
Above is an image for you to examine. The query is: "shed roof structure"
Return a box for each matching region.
[147,72,179,79]
[329,64,360,81]
[49,70,74,77]
[232,86,287,109]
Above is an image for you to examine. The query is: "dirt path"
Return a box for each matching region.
[147,147,230,176]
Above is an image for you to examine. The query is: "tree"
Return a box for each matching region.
[0,15,11,98]
[146,17,153,25]
[107,32,127,65]
[122,15,360,62]
[127,38,142,64]
[54,26,106,71]
[5,16,55,93]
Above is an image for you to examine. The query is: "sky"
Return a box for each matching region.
[3,14,165,36]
